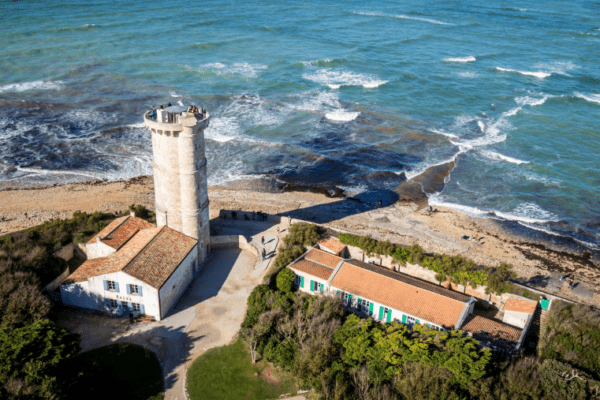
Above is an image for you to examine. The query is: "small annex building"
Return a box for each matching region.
[60,214,200,321]
[287,241,534,351]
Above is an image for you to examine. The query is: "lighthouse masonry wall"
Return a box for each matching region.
[143,111,210,265]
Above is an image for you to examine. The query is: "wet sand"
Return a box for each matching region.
[0,174,598,307]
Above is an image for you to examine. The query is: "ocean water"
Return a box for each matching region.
[1,0,599,250]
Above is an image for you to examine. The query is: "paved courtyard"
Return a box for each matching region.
[57,224,282,400]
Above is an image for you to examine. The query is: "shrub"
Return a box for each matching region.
[276,268,295,293]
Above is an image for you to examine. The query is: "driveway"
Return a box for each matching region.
[57,231,281,400]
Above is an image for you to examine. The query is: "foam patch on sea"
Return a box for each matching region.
[303,69,388,89]
[0,80,65,93]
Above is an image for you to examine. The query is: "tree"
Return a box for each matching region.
[0,319,80,399]
[276,268,296,293]
[485,263,516,295]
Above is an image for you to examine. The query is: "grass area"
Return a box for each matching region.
[187,337,298,400]
[63,343,163,400]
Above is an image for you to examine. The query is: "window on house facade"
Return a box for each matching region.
[314,282,321,292]
[294,274,300,286]
[109,299,118,308]
[406,316,416,327]
[360,299,371,313]
[132,303,141,312]
[107,280,116,291]
[130,284,139,295]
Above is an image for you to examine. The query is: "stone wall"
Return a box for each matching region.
[53,243,75,262]
[45,266,70,292]
[210,235,259,258]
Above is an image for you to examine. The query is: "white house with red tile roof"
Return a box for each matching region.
[61,215,199,321]
[286,248,534,351]
[502,298,537,329]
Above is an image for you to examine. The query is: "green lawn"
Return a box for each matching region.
[187,337,298,400]
[63,343,163,400]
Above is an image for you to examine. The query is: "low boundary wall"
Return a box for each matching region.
[210,235,259,258]
[45,267,70,292]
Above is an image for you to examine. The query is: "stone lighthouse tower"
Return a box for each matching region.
[143,105,210,265]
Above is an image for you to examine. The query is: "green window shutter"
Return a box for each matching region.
[103,280,108,290]
[415,319,420,324]
[320,284,324,293]
[402,314,407,324]
[300,276,304,288]
[114,282,120,293]
[387,309,392,323]
[336,290,340,297]
[348,294,352,306]
[126,284,131,295]
[139,286,143,297]
[369,302,374,315]
[140,304,145,315]
[310,280,314,291]
[378,306,384,320]
[358,298,362,307]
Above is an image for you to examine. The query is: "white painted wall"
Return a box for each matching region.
[289,269,329,295]
[503,310,530,329]
[61,281,103,310]
[86,240,116,259]
[158,246,196,319]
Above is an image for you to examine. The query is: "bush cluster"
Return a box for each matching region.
[272,223,326,272]
[338,233,517,295]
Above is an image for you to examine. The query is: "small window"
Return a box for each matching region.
[407,316,416,327]
[107,281,116,291]
[130,284,139,295]
[361,299,371,313]
[109,299,118,308]
[294,274,300,286]
[132,303,141,312]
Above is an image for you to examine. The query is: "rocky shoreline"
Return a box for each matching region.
[0,174,598,307]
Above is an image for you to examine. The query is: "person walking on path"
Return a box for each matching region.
[129,312,134,324]
[262,248,266,259]
[261,236,264,244]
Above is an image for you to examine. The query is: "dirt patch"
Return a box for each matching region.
[260,363,281,384]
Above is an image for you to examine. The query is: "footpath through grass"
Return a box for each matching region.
[63,343,163,400]
[187,337,298,400]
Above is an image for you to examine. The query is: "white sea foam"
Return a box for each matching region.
[480,150,529,164]
[477,121,485,133]
[354,11,452,25]
[457,71,477,78]
[178,100,184,106]
[504,107,521,117]
[127,122,145,129]
[515,94,551,107]
[575,92,600,105]
[430,129,459,139]
[534,61,578,76]
[170,91,183,98]
[303,69,387,89]
[16,167,100,179]
[393,14,453,25]
[496,67,551,79]
[428,197,558,224]
[200,62,268,78]
[0,80,64,93]
[325,110,359,122]
[443,56,476,63]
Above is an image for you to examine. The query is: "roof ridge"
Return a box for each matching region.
[121,226,165,274]
[345,260,470,304]
[101,215,130,241]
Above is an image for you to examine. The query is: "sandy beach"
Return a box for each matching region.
[0,175,598,307]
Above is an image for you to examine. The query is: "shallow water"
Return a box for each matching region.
[1,0,599,249]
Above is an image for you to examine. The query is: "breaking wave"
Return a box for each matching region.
[480,150,529,164]
[575,92,600,105]
[0,80,65,93]
[496,67,551,79]
[443,56,476,62]
[325,110,359,121]
[303,69,387,89]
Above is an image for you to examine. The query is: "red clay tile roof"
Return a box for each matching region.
[330,260,471,328]
[461,315,522,344]
[504,299,537,314]
[66,226,197,289]
[317,237,347,255]
[289,259,335,281]
[305,248,344,269]
[123,226,197,288]
[87,216,155,250]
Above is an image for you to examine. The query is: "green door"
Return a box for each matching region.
[300,276,304,288]
[540,299,550,310]
[402,314,407,324]
[378,306,384,320]
[386,309,392,323]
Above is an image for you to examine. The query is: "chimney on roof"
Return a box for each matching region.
[96,235,101,244]
[130,211,135,217]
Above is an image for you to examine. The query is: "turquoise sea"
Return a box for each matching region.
[1,0,599,251]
